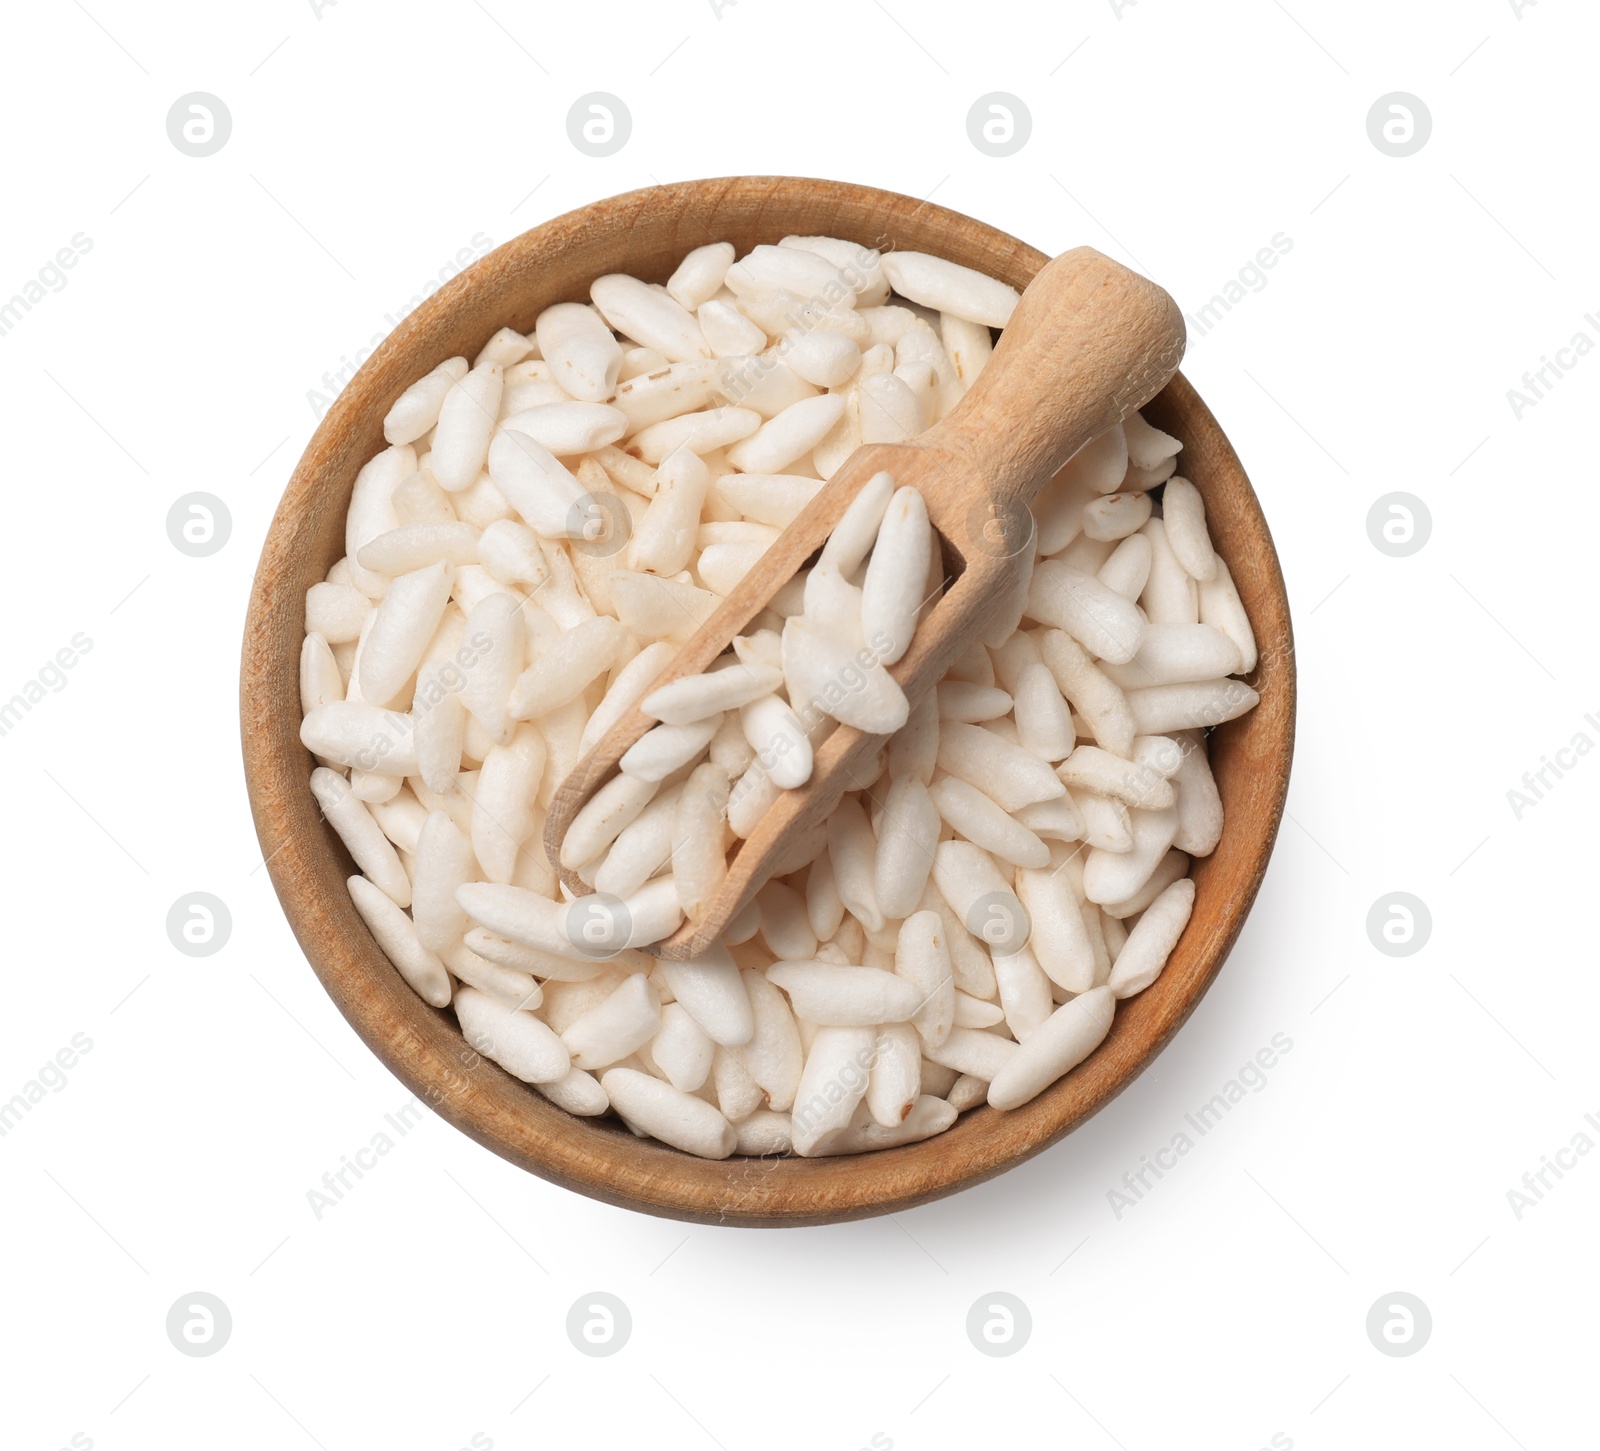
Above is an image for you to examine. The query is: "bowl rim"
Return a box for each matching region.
[241,174,1296,1227]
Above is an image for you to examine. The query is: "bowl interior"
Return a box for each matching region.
[241,176,1295,1227]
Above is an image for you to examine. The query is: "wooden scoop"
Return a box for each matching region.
[545,246,1185,959]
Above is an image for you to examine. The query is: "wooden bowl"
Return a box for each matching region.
[241,176,1295,1228]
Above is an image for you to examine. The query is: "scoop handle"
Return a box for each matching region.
[919,247,1185,515]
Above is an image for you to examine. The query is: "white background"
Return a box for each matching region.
[2,1,1593,1447]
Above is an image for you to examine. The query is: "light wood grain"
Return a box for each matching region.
[548,247,1185,956]
[240,176,1295,1227]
